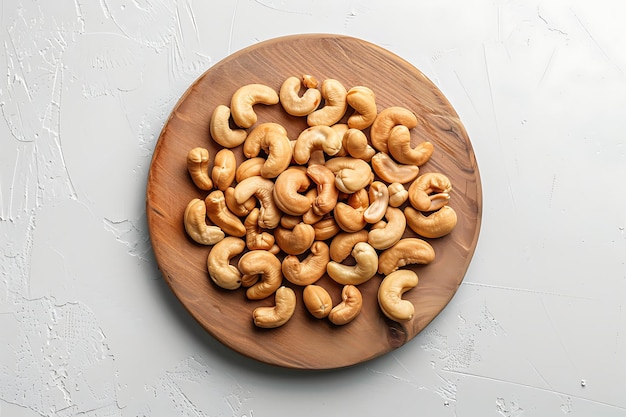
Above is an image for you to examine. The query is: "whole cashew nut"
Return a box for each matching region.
[183,198,225,245]
[368,206,407,250]
[371,152,420,185]
[328,285,363,325]
[344,128,376,161]
[404,205,457,238]
[363,181,389,224]
[312,217,340,241]
[324,156,374,194]
[307,79,348,127]
[334,188,369,233]
[378,238,435,275]
[211,148,236,191]
[327,241,378,285]
[243,123,293,178]
[293,125,342,164]
[388,182,409,207]
[306,164,339,216]
[282,241,330,286]
[388,124,434,166]
[303,284,333,319]
[235,157,265,183]
[230,83,279,128]
[234,176,282,229]
[329,230,369,262]
[279,75,322,116]
[331,123,349,157]
[205,190,247,237]
[224,187,256,218]
[378,269,419,321]
[187,147,213,190]
[207,237,246,290]
[407,172,452,212]
[272,167,312,216]
[370,106,418,154]
[238,250,283,300]
[244,207,275,250]
[346,86,377,130]
[252,286,296,328]
[274,222,315,255]
[210,104,247,148]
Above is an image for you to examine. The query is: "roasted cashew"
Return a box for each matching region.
[252,286,296,328]
[235,157,265,183]
[313,217,340,241]
[274,223,315,255]
[378,269,418,321]
[244,208,275,250]
[344,128,375,161]
[371,152,420,184]
[211,149,236,191]
[279,75,322,116]
[306,164,339,216]
[368,207,407,250]
[183,198,225,245]
[405,205,457,238]
[307,79,348,126]
[280,214,302,230]
[282,241,330,286]
[234,176,281,229]
[346,86,377,130]
[329,230,369,262]
[370,106,418,153]
[334,188,368,232]
[331,123,349,157]
[272,167,312,216]
[230,83,279,128]
[378,238,435,275]
[363,181,389,224]
[388,124,434,166]
[243,123,293,178]
[303,284,333,319]
[302,188,323,225]
[238,250,283,300]
[388,182,409,207]
[324,156,374,194]
[205,190,246,237]
[328,285,363,325]
[327,241,378,285]
[224,187,256,217]
[293,125,342,164]
[210,104,247,148]
[207,237,246,290]
[407,172,452,212]
[186,147,213,190]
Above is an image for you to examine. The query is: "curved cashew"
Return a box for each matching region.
[327,241,378,285]
[211,149,236,191]
[293,125,342,164]
[274,222,315,255]
[371,152,420,185]
[280,214,303,230]
[331,123,349,157]
[183,198,225,245]
[210,104,247,148]
[324,157,374,194]
[204,190,246,238]
[235,157,265,183]
[344,128,375,161]
[252,286,296,328]
[407,172,452,212]
[243,123,293,178]
[244,207,275,250]
[186,147,213,190]
[346,86,377,130]
[230,83,279,128]
[334,188,368,233]
[307,79,348,126]
[234,176,281,229]
[238,250,283,300]
[370,106,418,153]
[405,205,457,238]
[282,241,330,286]
[313,217,340,241]
[207,237,246,290]
[329,230,369,262]
[363,181,389,224]
[328,285,363,325]
[388,182,409,207]
[378,238,435,275]
[368,207,407,250]
[388,124,434,166]
[302,188,323,225]
[306,164,339,216]
[378,269,418,321]
[279,75,322,116]
[303,284,333,319]
[272,167,312,216]
[224,187,256,217]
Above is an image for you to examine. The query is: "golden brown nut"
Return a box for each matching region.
[253,286,297,328]
[312,217,340,241]
[279,75,322,116]
[230,83,279,128]
[207,237,246,290]
[244,208,275,250]
[210,104,247,148]
[293,125,342,164]
[407,172,452,212]
[204,190,246,237]
[368,206,407,250]
[363,181,389,224]
[282,241,330,286]
[378,269,418,321]
[274,223,315,255]
[238,250,283,300]
[183,198,225,245]
[235,157,265,183]
[329,229,370,263]
[234,176,282,229]
[388,182,409,207]
[327,242,378,285]
[371,152,420,185]
[243,123,293,178]
[388,124,434,166]
[346,86,377,130]
[377,238,435,275]
[328,285,363,325]
[224,187,256,218]
[343,128,375,161]
[272,167,312,216]
[303,285,333,319]
[334,188,369,232]
[324,156,373,194]
[186,147,213,190]
[370,106,418,154]
[307,79,348,126]
[306,164,339,216]
[211,149,236,191]
[405,205,457,238]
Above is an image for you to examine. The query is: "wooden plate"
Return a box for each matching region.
[146,34,482,369]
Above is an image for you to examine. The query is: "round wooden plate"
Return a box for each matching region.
[146,34,482,370]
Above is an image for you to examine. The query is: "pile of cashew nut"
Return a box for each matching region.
[183,75,458,328]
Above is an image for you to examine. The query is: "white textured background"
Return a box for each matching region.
[1,0,625,416]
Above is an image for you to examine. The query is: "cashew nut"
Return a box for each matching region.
[183,198,225,245]
[328,285,363,325]
[388,124,434,166]
[378,238,435,275]
[252,286,296,328]
[302,284,333,319]
[327,241,378,285]
[207,237,246,290]
[293,125,342,164]
[186,147,213,190]
[205,190,247,237]
[306,164,339,216]
[334,188,368,233]
[331,123,349,157]
[238,250,283,300]
[344,128,375,161]
[224,187,256,217]
[211,148,236,191]
[210,104,247,148]
[274,222,315,255]
[302,188,323,225]
[405,205,457,238]
[282,241,330,286]
[346,86,377,130]
[280,214,303,230]
[368,207,407,250]
[378,269,418,321]
[388,182,409,207]
[234,176,281,229]
[272,167,312,216]
[243,123,293,178]
[244,207,275,250]
[407,172,452,212]
[324,156,374,194]
[370,106,418,154]
[279,75,322,116]
[230,83,279,128]
[312,217,340,241]
[307,79,348,126]
[329,230,369,262]
[371,152,420,185]
[235,157,265,183]
[363,181,389,224]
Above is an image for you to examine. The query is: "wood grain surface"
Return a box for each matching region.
[146,34,482,370]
